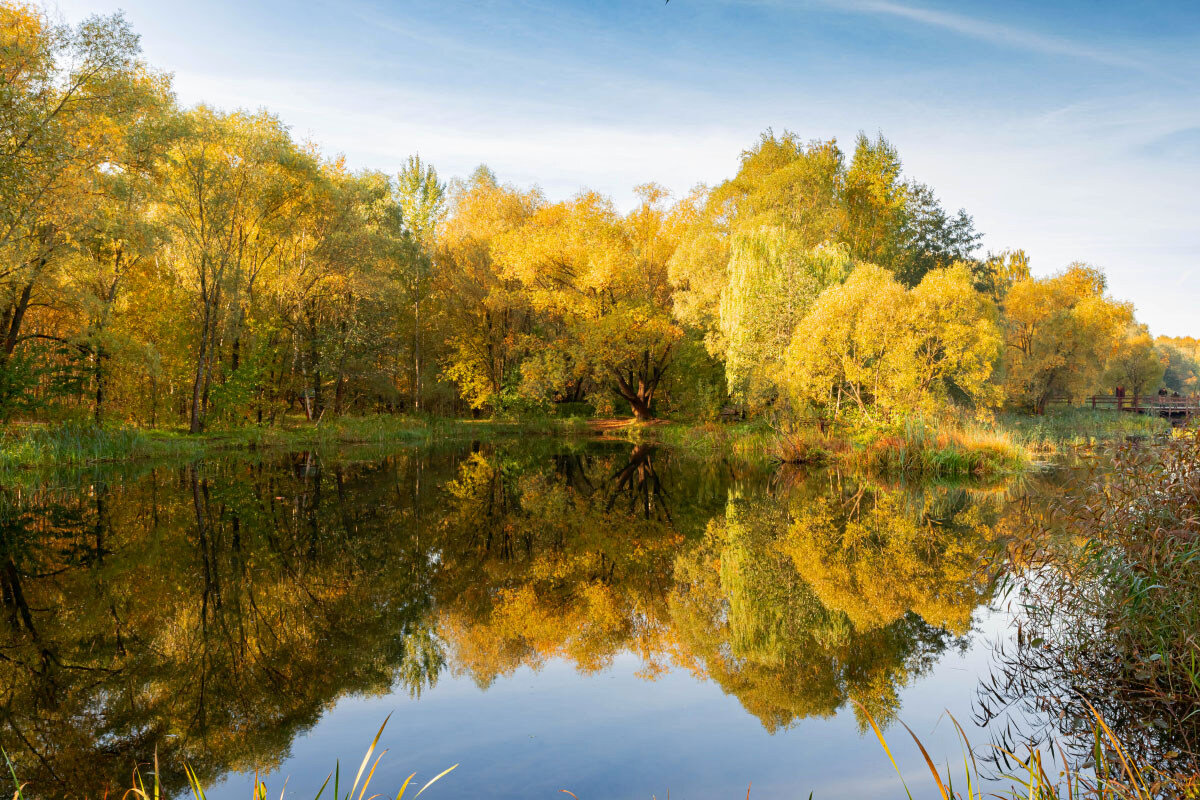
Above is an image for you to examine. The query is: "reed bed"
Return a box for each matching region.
[997,409,1171,453]
[860,702,1200,799]
[989,432,1200,772]
[771,417,1028,479]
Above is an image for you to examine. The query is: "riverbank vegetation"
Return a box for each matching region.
[0,415,594,472]
[0,405,1170,476]
[984,432,1200,776]
[3,3,1195,476]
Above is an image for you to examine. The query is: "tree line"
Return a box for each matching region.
[3,5,1193,430]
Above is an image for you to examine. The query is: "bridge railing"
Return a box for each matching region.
[1047,394,1200,413]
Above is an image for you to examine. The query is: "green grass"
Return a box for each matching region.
[597,416,1028,478]
[850,417,1029,478]
[654,416,1030,479]
[0,407,1165,477]
[610,419,779,461]
[0,415,594,472]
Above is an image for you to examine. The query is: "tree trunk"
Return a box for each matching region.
[189,313,209,433]
[413,297,421,412]
[628,395,653,420]
[94,349,105,425]
[1,279,35,360]
[609,346,673,421]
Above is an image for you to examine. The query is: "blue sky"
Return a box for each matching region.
[53,0,1200,335]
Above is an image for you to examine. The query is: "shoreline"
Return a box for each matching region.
[0,409,1171,477]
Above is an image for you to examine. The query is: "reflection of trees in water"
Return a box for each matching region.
[667,477,1006,731]
[0,443,1015,796]
[0,456,441,797]
[432,451,1009,730]
[974,590,1200,780]
[431,444,713,683]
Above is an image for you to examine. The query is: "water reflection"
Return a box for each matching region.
[0,442,1019,796]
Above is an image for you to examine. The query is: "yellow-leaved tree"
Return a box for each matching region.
[783,263,1000,418]
[1157,336,1200,394]
[1002,264,1132,412]
[1104,323,1166,398]
[492,186,684,419]
[435,166,543,411]
[718,234,851,407]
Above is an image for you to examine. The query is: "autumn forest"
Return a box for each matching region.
[4,6,1196,439]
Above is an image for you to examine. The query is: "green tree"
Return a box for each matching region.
[156,108,313,431]
[1157,336,1200,394]
[395,154,445,410]
[0,4,162,416]
[718,234,850,406]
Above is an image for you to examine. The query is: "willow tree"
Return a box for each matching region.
[668,493,958,731]
[667,132,979,370]
[667,133,844,359]
[718,234,851,406]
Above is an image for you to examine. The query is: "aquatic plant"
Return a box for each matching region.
[860,701,1200,800]
[1,718,457,800]
[981,431,1200,774]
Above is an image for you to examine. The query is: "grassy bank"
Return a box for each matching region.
[0,407,1175,476]
[0,415,592,472]
[634,408,1179,478]
[611,416,1028,479]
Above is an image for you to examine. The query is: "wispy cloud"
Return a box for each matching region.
[816,0,1150,71]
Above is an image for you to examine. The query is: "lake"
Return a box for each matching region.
[0,439,1062,798]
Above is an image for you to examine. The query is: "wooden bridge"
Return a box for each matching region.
[1076,394,1200,422]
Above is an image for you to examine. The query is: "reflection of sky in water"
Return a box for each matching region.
[218,610,1014,800]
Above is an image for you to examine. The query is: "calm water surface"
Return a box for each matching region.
[0,440,1054,798]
